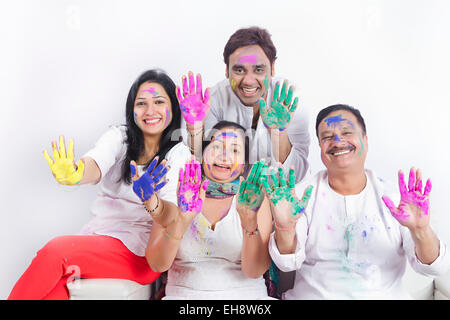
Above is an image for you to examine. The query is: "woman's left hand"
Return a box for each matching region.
[130,157,169,203]
[236,160,267,230]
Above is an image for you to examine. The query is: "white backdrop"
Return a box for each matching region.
[1,0,449,299]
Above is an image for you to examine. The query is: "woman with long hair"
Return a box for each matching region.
[8,69,191,299]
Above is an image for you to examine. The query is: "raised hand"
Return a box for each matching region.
[43,136,84,185]
[130,157,168,203]
[237,159,268,233]
[176,71,210,126]
[177,157,209,214]
[259,80,298,131]
[382,167,432,230]
[262,165,313,229]
[237,159,267,213]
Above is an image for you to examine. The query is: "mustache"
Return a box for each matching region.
[326,145,356,155]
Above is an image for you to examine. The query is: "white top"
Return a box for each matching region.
[181,77,310,183]
[269,169,450,300]
[79,125,192,257]
[164,196,269,300]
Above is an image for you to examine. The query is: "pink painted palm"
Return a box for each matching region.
[382,168,432,230]
[177,157,209,215]
[176,71,210,126]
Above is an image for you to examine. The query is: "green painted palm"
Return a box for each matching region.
[259,80,298,131]
[262,166,313,226]
[237,160,268,213]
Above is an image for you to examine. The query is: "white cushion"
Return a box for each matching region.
[402,264,434,300]
[67,278,151,300]
[434,271,450,300]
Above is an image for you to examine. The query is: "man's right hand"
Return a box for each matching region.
[176,71,210,128]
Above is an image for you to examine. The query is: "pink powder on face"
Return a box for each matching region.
[239,55,257,64]
[141,87,158,96]
[163,107,171,127]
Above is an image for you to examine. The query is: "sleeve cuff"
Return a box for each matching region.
[268,231,305,272]
[409,240,450,277]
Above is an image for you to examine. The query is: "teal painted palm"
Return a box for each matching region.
[262,166,313,220]
[259,80,298,131]
[237,160,268,213]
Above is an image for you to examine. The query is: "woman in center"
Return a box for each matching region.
[146,121,273,299]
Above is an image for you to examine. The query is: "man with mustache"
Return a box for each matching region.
[267,104,450,299]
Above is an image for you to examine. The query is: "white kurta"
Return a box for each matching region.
[269,169,450,299]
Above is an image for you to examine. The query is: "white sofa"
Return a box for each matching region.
[67,277,164,300]
[67,265,450,300]
[402,263,450,300]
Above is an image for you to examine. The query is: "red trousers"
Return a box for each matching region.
[8,235,160,300]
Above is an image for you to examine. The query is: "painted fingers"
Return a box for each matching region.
[43,135,84,185]
[176,71,210,126]
[260,79,299,131]
[177,157,209,214]
[130,157,170,202]
[382,167,432,224]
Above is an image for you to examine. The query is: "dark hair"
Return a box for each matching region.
[223,26,277,68]
[202,121,250,178]
[315,104,367,138]
[121,69,181,184]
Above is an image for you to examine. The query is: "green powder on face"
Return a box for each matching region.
[358,136,364,156]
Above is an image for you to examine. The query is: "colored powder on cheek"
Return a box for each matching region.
[231,79,237,91]
[133,112,141,129]
[163,107,171,127]
[239,55,257,64]
[261,75,268,98]
[230,163,243,178]
[358,136,364,156]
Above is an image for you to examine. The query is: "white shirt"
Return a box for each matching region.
[269,169,450,299]
[164,196,269,300]
[181,77,310,182]
[79,125,192,257]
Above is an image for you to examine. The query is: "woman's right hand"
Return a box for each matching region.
[262,165,313,230]
[176,71,210,128]
[43,135,84,185]
[176,157,209,226]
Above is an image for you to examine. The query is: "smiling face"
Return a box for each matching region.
[317,110,368,174]
[226,45,274,107]
[133,81,172,136]
[202,127,246,183]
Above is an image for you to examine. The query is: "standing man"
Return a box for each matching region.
[178,26,310,183]
[266,104,450,299]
